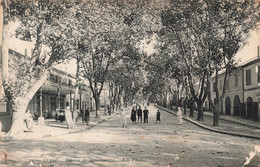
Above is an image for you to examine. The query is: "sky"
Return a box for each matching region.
[235,30,259,63]
[142,30,260,63]
[8,21,259,76]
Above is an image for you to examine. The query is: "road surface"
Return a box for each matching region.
[0,105,259,167]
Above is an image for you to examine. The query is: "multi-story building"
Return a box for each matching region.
[209,56,260,121]
[0,40,93,132]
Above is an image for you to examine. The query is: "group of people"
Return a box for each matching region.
[130,106,151,124]
[120,105,160,127]
[54,105,91,129]
[80,106,90,126]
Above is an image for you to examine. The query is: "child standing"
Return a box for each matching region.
[156,109,161,123]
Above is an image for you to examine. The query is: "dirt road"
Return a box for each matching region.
[0,105,259,167]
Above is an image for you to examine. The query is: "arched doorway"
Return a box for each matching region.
[233,95,240,116]
[246,97,253,118]
[225,97,231,115]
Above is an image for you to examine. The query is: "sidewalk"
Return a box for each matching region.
[156,105,260,139]
[2,110,117,140]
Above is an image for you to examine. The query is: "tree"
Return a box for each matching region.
[160,0,259,125]
[77,0,164,116]
[75,0,127,117]
[205,0,260,126]
[160,0,210,121]
[108,45,144,110]
[2,0,78,135]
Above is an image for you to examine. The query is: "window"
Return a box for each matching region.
[55,76,59,83]
[50,74,56,82]
[226,77,229,90]
[235,74,238,87]
[257,66,260,83]
[60,97,65,109]
[25,49,27,56]
[246,69,251,85]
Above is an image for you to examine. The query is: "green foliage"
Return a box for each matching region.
[3,0,259,109]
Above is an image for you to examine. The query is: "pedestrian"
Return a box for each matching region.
[177,107,183,125]
[130,106,137,123]
[59,111,65,122]
[55,109,59,121]
[85,107,90,126]
[143,106,149,123]
[80,106,85,123]
[137,106,142,123]
[107,105,111,115]
[120,108,128,128]
[156,109,161,123]
[65,106,74,129]
[24,110,34,131]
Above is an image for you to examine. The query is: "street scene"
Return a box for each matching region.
[1,104,260,167]
[0,0,260,167]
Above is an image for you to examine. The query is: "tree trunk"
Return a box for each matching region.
[183,99,187,115]
[94,96,100,118]
[1,15,9,83]
[73,59,80,122]
[196,102,204,121]
[213,104,220,126]
[7,100,28,136]
[1,10,9,103]
[189,102,194,117]
[7,71,49,137]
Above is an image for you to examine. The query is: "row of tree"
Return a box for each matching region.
[0,0,259,136]
[0,0,149,136]
[145,0,259,126]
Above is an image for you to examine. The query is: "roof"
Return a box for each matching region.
[211,56,260,78]
[239,56,260,68]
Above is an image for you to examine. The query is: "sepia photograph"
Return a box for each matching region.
[0,0,259,166]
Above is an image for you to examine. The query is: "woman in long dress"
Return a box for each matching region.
[130,107,136,123]
[177,107,183,125]
[121,108,128,128]
[65,106,74,129]
[85,108,90,126]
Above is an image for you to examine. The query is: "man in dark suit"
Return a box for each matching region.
[143,107,149,123]
[137,106,142,123]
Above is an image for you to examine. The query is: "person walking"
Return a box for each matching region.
[85,107,90,126]
[130,107,137,123]
[143,106,149,123]
[121,108,128,128]
[156,109,161,123]
[137,106,142,123]
[177,107,183,125]
[107,105,111,115]
[80,106,85,123]
[65,106,74,129]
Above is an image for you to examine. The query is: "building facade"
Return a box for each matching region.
[0,41,93,132]
[209,57,260,121]
[25,67,92,120]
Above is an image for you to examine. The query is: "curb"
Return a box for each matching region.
[63,113,118,135]
[156,105,260,140]
[195,111,260,130]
